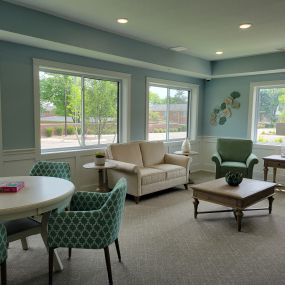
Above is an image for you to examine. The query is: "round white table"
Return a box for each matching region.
[83,161,116,192]
[0,176,75,271]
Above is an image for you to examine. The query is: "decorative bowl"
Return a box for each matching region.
[225,171,243,186]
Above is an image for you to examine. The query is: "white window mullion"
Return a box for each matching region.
[166,88,170,141]
[81,76,85,146]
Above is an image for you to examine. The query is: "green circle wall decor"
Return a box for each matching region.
[210,91,241,126]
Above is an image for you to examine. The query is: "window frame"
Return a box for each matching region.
[146,77,199,142]
[248,80,285,144]
[33,59,131,154]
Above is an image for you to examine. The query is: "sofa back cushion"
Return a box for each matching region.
[217,138,253,162]
[107,142,144,167]
[140,141,166,166]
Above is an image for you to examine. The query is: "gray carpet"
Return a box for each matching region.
[7,171,285,285]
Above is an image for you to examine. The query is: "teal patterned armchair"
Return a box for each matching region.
[48,178,127,285]
[4,161,71,251]
[0,224,7,285]
[212,138,258,179]
[29,161,71,181]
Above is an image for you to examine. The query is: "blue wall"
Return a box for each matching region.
[0,41,204,150]
[203,73,285,138]
[0,1,211,78]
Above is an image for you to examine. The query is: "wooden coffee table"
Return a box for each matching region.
[191,178,276,231]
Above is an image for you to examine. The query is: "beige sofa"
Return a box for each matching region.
[106,141,191,203]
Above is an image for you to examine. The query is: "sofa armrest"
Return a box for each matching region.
[246,153,258,168]
[211,152,222,165]
[164,153,190,168]
[108,159,138,173]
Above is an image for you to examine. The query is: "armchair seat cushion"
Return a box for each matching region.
[221,161,248,177]
[139,167,166,185]
[221,161,246,168]
[152,164,186,180]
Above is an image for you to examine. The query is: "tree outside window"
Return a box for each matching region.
[256,87,285,144]
[39,71,119,151]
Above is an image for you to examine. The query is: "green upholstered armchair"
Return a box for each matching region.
[4,161,71,251]
[48,177,127,285]
[0,224,7,285]
[212,138,258,179]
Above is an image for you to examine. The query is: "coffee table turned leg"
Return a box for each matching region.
[235,209,243,232]
[193,198,199,219]
[233,209,237,221]
[268,196,274,214]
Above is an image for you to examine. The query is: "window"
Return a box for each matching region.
[34,59,130,152]
[249,81,285,145]
[146,78,199,141]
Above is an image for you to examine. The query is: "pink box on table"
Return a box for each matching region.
[0,181,25,192]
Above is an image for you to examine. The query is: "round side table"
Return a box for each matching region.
[83,160,116,192]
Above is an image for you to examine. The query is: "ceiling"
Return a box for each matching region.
[5,0,285,61]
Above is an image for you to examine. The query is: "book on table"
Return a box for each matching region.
[0,181,25,192]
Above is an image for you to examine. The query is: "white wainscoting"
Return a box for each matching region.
[1,148,103,192]
[1,138,284,191]
[165,139,202,172]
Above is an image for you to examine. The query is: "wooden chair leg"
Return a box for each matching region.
[68,248,72,259]
[21,238,29,250]
[104,246,113,285]
[49,248,54,285]
[1,260,7,285]
[114,239,121,262]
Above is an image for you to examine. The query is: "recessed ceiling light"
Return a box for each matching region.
[117,18,128,24]
[239,23,252,29]
[216,51,223,55]
[170,46,187,52]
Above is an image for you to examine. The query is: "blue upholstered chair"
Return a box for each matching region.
[212,138,258,179]
[48,178,127,285]
[0,224,7,285]
[4,161,71,250]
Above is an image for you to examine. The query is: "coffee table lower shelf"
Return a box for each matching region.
[193,196,274,232]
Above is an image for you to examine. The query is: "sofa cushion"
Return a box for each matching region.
[139,167,166,185]
[139,141,166,166]
[152,164,186,180]
[107,142,144,167]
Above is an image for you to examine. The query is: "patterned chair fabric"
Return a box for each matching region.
[0,224,7,264]
[48,177,127,249]
[30,161,71,181]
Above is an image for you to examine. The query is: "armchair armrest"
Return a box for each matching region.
[246,153,258,168]
[211,152,222,165]
[164,153,190,168]
[108,159,138,173]
[70,191,110,211]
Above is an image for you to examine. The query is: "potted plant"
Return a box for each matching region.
[95,151,106,166]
